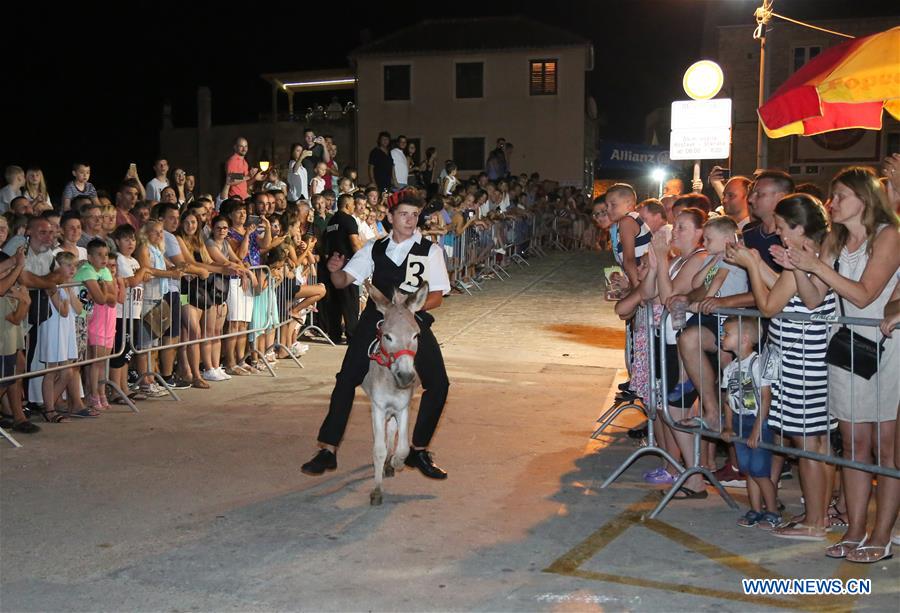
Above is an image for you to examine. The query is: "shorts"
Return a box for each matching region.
[109,318,152,368]
[0,353,17,388]
[677,312,724,347]
[732,413,774,478]
[87,304,117,349]
[661,344,699,407]
[226,278,253,323]
[163,292,182,338]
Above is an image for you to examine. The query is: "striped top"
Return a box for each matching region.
[613,212,652,265]
[767,290,836,435]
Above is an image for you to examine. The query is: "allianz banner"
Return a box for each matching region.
[598,141,671,170]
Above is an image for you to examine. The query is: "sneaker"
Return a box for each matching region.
[301,449,337,475]
[667,379,695,404]
[757,512,783,531]
[163,375,192,390]
[215,367,232,380]
[202,369,226,382]
[738,510,762,527]
[140,382,168,397]
[644,468,676,485]
[714,463,746,488]
[291,342,310,356]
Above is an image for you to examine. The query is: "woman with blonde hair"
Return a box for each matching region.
[789,166,900,562]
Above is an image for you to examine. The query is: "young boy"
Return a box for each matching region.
[0,166,26,214]
[719,317,780,529]
[62,163,100,212]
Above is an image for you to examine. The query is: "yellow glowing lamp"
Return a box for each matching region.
[682,60,724,101]
[258,161,270,172]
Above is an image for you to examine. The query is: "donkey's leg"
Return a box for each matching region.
[392,405,411,470]
[384,414,398,478]
[371,405,387,506]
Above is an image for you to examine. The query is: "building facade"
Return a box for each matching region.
[717,16,899,186]
[351,17,595,187]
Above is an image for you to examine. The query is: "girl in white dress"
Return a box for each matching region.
[39,252,86,420]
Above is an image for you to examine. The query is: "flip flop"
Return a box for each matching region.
[826,535,868,559]
[771,522,827,541]
[671,486,708,500]
[66,408,101,418]
[846,543,893,564]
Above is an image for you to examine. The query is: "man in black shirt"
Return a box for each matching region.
[743,170,795,274]
[319,194,364,343]
[300,128,330,178]
[368,131,395,194]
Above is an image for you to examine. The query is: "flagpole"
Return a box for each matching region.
[754,1,773,171]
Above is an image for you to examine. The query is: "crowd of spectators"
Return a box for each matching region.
[0,131,595,436]
[596,155,900,563]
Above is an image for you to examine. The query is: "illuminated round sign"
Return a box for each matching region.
[682,60,724,100]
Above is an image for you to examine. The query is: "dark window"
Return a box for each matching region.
[792,46,822,72]
[530,59,558,95]
[384,65,411,101]
[452,137,485,171]
[455,62,484,98]
[887,133,900,155]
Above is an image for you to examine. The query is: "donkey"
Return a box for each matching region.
[362,281,429,506]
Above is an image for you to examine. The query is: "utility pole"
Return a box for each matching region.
[754,1,773,171]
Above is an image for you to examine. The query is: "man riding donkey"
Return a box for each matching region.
[301,192,451,479]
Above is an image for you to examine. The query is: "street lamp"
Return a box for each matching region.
[651,168,666,198]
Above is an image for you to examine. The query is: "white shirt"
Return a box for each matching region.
[721,353,764,416]
[343,231,451,295]
[391,148,409,185]
[287,160,309,202]
[116,253,144,319]
[163,230,181,293]
[355,215,376,241]
[145,177,169,201]
[0,185,19,213]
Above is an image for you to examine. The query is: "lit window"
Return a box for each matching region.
[530,59,557,96]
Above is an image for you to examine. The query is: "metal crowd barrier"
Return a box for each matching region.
[129,265,277,402]
[1,282,132,448]
[600,304,899,519]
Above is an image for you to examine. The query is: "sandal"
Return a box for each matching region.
[192,379,210,389]
[40,410,70,423]
[827,503,849,531]
[846,542,893,564]
[66,408,101,418]
[771,521,827,541]
[826,534,868,559]
[671,486,708,500]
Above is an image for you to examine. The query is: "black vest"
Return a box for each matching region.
[368,236,434,325]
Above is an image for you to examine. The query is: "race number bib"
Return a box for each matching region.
[400,255,428,293]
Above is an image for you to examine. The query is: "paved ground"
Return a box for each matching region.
[2,251,898,612]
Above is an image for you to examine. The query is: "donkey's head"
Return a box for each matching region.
[367,281,429,389]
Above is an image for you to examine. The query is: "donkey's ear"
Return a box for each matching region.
[366,281,390,313]
[406,282,429,313]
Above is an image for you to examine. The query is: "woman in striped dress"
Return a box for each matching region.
[728,193,835,541]
[789,167,900,563]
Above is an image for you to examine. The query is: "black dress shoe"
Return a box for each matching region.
[627,421,648,439]
[404,449,447,479]
[301,449,337,475]
[618,380,632,392]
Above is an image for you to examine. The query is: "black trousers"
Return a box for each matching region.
[320,276,359,343]
[317,306,450,448]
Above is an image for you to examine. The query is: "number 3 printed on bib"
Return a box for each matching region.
[400,255,428,293]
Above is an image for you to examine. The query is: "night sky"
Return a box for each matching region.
[1,0,896,196]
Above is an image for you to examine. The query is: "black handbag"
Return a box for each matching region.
[825,259,885,380]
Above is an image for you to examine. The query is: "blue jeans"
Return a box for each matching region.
[732,413,774,478]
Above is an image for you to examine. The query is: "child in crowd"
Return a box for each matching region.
[110,224,157,400]
[0,166,25,213]
[719,317,780,529]
[62,163,99,211]
[0,267,40,432]
[39,252,88,419]
[75,239,119,410]
[250,246,286,367]
[263,167,287,195]
[310,162,328,196]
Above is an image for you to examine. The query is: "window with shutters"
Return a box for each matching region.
[455,62,484,99]
[529,59,557,96]
[791,46,821,73]
[384,64,411,101]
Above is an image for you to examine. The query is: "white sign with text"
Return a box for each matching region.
[670,98,732,160]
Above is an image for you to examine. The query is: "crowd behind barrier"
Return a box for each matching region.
[595,160,900,564]
[0,132,595,447]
